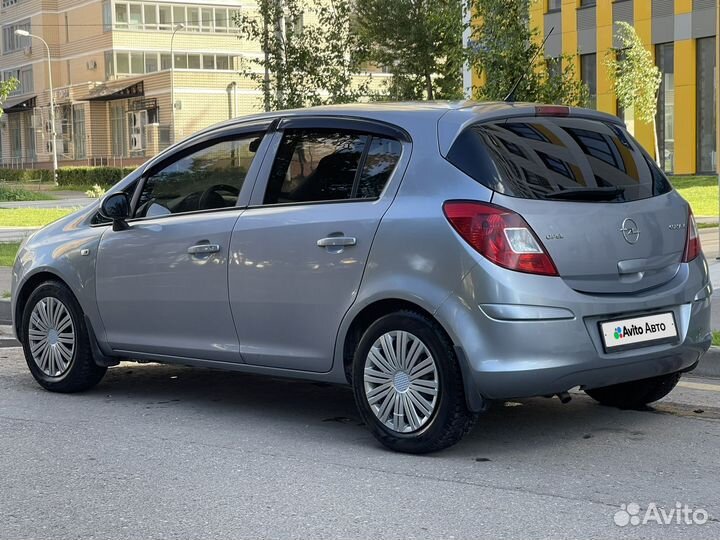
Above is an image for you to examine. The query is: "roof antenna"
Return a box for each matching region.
[504,26,554,102]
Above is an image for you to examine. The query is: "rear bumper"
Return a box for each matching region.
[436,257,712,403]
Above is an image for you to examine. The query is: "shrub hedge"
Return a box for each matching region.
[0,166,136,187]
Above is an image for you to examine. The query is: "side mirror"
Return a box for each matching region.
[99,192,131,232]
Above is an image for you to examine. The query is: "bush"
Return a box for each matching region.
[56,167,136,187]
[0,167,136,188]
[0,186,54,202]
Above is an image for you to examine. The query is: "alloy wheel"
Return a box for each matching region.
[363,330,439,433]
[28,297,75,377]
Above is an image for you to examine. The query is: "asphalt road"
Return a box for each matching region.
[1,349,720,539]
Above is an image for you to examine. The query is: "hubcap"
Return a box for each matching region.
[28,297,75,377]
[363,330,439,433]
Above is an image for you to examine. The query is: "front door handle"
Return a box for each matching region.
[317,236,357,248]
[188,243,221,255]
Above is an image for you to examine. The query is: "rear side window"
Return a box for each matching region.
[446,116,672,202]
[264,129,401,204]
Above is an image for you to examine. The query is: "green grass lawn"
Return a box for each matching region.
[0,242,20,267]
[713,331,720,347]
[0,186,55,202]
[670,176,719,217]
[0,208,75,228]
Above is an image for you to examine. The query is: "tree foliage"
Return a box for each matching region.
[0,78,19,117]
[234,0,371,111]
[605,21,662,123]
[355,0,465,100]
[469,0,588,106]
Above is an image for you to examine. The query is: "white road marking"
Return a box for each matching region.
[678,381,720,392]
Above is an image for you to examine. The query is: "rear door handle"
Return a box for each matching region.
[317,236,357,247]
[188,243,221,255]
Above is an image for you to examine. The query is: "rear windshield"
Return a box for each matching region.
[446,116,672,202]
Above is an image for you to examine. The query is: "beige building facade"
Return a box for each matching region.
[0,0,281,168]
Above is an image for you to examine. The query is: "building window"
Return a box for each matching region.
[656,42,674,173]
[103,1,113,31]
[8,114,21,159]
[580,53,597,109]
[22,111,35,161]
[579,0,596,6]
[111,104,127,157]
[547,0,561,11]
[73,105,86,159]
[1,0,20,8]
[104,51,236,77]
[111,2,239,34]
[2,19,31,54]
[2,65,33,95]
[697,36,716,174]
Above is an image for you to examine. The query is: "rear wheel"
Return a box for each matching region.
[22,281,106,393]
[352,310,475,453]
[585,372,681,409]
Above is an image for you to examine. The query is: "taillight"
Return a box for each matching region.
[682,208,701,262]
[443,201,558,276]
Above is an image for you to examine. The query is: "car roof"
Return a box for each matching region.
[189,100,625,155]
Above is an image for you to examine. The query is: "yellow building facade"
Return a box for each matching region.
[0,0,389,168]
[474,0,718,175]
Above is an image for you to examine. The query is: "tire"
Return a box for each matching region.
[21,281,107,393]
[352,310,476,454]
[585,372,681,409]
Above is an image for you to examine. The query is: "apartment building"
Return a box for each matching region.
[474,0,718,175]
[0,0,269,168]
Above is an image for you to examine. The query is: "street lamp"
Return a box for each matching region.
[170,23,185,144]
[15,29,58,184]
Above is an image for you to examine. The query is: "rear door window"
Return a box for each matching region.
[446,116,672,202]
[264,129,401,204]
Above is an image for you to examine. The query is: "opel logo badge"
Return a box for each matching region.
[620,218,640,244]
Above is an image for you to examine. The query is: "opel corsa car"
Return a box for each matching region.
[12,102,712,453]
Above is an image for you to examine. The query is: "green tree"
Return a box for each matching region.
[0,78,19,116]
[355,0,465,100]
[469,0,588,106]
[234,0,371,111]
[605,21,662,161]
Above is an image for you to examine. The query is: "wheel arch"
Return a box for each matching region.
[15,270,71,343]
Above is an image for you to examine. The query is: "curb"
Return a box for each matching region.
[0,299,11,326]
[692,347,720,379]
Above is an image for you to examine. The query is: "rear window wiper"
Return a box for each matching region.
[545,186,626,201]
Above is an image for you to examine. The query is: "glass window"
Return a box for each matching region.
[656,43,674,173]
[446,117,672,202]
[174,53,187,69]
[216,55,229,70]
[697,36,716,173]
[111,103,127,157]
[115,3,128,27]
[356,137,402,198]
[116,52,130,74]
[130,52,144,73]
[160,53,172,70]
[144,4,157,29]
[173,6,185,25]
[23,111,35,161]
[186,6,199,30]
[73,104,86,159]
[214,8,227,30]
[129,3,142,28]
[136,135,264,218]
[580,53,597,109]
[105,50,114,78]
[159,5,172,30]
[187,54,201,69]
[548,0,561,11]
[103,1,112,31]
[202,55,215,69]
[264,130,369,204]
[201,8,213,31]
[145,52,158,73]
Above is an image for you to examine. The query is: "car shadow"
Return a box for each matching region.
[67,362,692,457]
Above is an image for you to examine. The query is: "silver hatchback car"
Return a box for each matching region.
[12,102,711,453]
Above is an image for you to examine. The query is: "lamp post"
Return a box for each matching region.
[16,29,57,184]
[170,23,185,144]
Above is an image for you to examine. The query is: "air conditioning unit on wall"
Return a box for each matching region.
[86,60,97,70]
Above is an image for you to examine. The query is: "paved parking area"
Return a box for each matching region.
[1,350,719,539]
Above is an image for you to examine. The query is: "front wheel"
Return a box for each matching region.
[21,281,107,393]
[585,372,681,409]
[352,310,476,454]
